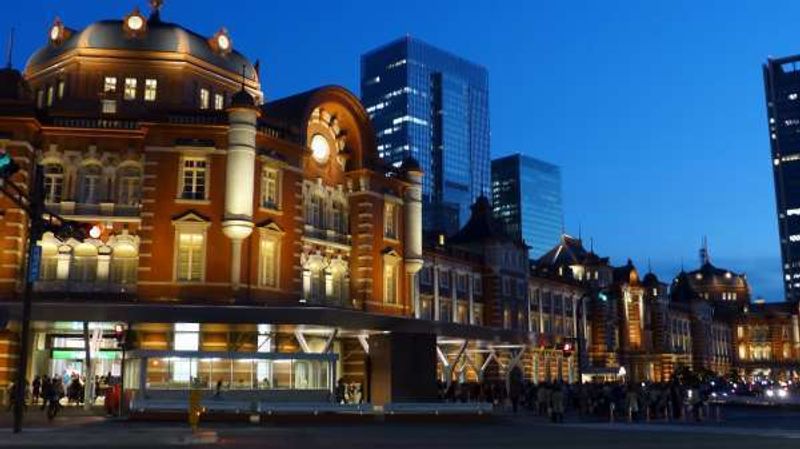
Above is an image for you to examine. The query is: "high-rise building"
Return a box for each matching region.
[764,56,800,301]
[491,154,563,258]
[360,37,490,235]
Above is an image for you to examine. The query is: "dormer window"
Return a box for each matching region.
[199,88,210,110]
[144,79,157,101]
[104,77,117,93]
[124,78,137,100]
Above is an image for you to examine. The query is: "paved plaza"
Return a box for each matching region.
[1,405,799,448]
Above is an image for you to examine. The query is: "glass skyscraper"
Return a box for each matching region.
[491,154,564,258]
[360,37,490,235]
[764,55,800,301]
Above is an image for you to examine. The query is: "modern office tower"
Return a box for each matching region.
[764,55,800,301]
[361,37,490,235]
[491,154,564,258]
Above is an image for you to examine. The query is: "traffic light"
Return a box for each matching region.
[114,323,132,350]
[562,338,576,357]
[0,149,20,180]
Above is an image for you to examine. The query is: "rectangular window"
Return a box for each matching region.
[46,86,54,106]
[385,264,398,304]
[180,157,207,200]
[144,79,157,101]
[384,202,397,239]
[173,323,199,383]
[124,78,137,100]
[259,238,278,288]
[214,93,224,110]
[261,167,280,209]
[176,231,205,281]
[36,90,44,108]
[57,80,65,99]
[200,88,210,109]
[104,77,117,93]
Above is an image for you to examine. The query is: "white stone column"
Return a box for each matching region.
[403,166,423,312]
[222,100,259,289]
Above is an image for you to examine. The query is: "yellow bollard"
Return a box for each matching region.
[188,389,202,432]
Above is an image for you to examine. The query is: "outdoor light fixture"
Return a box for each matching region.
[89,225,102,239]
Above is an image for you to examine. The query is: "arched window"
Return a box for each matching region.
[329,266,349,305]
[310,265,324,301]
[117,165,142,206]
[43,163,64,203]
[306,193,324,229]
[70,243,97,282]
[111,243,138,284]
[38,242,59,281]
[79,163,103,204]
[331,199,348,235]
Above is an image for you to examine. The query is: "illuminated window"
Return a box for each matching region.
[260,167,280,210]
[144,79,157,101]
[38,242,59,281]
[46,86,54,106]
[175,231,205,282]
[57,80,65,99]
[214,93,224,110]
[259,236,279,288]
[199,88,210,109]
[179,157,207,200]
[111,244,138,284]
[70,243,98,282]
[173,323,199,382]
[384,263,398,304]
[36,90,44,108]
[124,78,137,100]
[102,100,117,114]
[384,202,397,239]
[104,77,117,93]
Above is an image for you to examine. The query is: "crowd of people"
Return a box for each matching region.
[435,368,723,423]
[5,372,117,417]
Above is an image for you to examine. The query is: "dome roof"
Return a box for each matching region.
[25,19,257,81]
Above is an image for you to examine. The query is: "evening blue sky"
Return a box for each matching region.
[2,0,792,299]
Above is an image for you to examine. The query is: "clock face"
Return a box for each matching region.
[217,34,230,51]
[49,25,61,42]
[310,134,330,164]
[127,15,144,31]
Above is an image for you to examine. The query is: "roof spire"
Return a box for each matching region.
[4,27,13,69]
[700,235,710,265]
[149,0,164,22]
[647,258,652,273]
[589,237,594,253]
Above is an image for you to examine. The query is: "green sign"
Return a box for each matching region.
[51,350,120,360]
